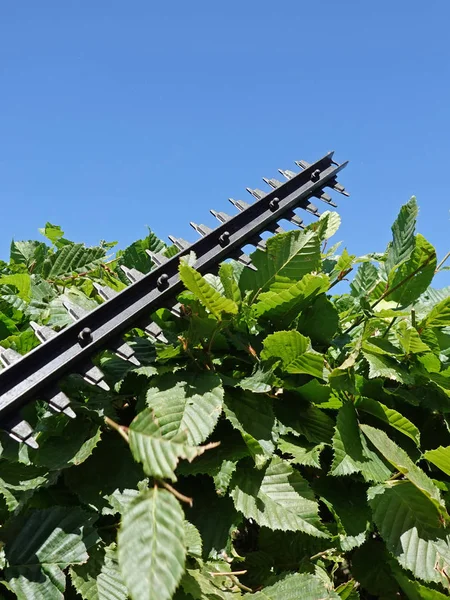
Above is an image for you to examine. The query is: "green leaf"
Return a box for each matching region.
[261,330,324,378]
[396,321,431,354]
[278,435,324,469]
[179,262,238,319]
[0,462,53,513]
[3,506,97,600]
[64,433,145,513]
[118,228,165,274]
[219,263,242,304]
[351,539,400,598]
[230,457,327,537]
[0,274,31,301]
[10,240,48,270]
[145,372,224,446]
[33,419,102,470]
[313,477,371,551]
[253,273,329,322]
[361,425,446,514]
[243,572,340,599]
[69,543,128,600]
[424,446,450,477]
[224,390,275,459]
[388,234,437,306]
[421,297,450,329]
[181,562,243,599]
[316,211,341,241]
[350,262,379,298]
[363,349,414,384]
[238,363,276,393]
[386,196,418,273]
[330,403,392,482]
[0,313,19,341]
[390,562,450,599]
[42,243,106,279]
[276,400,335,444]
[39,223,64,245]
[357,397,420,445]
[129,407,212,482]
[118,488,186,600]
[184,522,202,558]
[368,481,450,588]
[296,294,339,346]
[240,229,321,294]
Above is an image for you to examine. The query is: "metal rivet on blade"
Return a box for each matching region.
[219,231,230,246]
[157,273,169,289]
[78,327,92,345]
[311,169,321,182]
[269,197,280,211]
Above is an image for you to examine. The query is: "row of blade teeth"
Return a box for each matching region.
[0,157,348,447]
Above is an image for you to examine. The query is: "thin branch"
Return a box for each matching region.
[436,250,450,272]
[329,268,353,290]
[210,570,248,577]
[104,416,130,443]
[157,480,193,506]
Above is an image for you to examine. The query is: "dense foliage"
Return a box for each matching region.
[0,200,449,600]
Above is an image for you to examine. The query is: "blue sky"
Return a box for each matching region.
[0,2,449,284]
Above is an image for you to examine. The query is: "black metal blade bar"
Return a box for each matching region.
[0,153,347,425]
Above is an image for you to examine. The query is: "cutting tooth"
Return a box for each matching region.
[235,252,257,270]
[278,168,297,180]
[295,160,311,170]
[144,321,168,343]
[263,177,284,189]
[229,198,251,212]
[120,265,145,283]
[190,222,213,237]
[246,188,266,201]
[254,237,266,251]
[81,364,110,391]
[167,302,182,318]
[47,390,76,418]
[280,210,304,228]
[331,180,350,196]
[315,190,336,206]
[0,348,22,368]
[210,209,232,223]
[109,339,140,366]
[145,250,169,267]
[168,236,190,251]
[298,199,320,215]
[6,418,38,448]
[93,283,117,301]
[30,321,57,343]
[63,300,89,321]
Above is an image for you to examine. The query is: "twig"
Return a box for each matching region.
[329,268,353,290]
[104,416,129,443]
[158,480,193,506]
[210,570,248,577]
[436,250,450,272]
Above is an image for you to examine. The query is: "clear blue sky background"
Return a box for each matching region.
[0,2,449,284]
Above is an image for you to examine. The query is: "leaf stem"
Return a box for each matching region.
[157,480,193,507]
[104,416,130,443]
